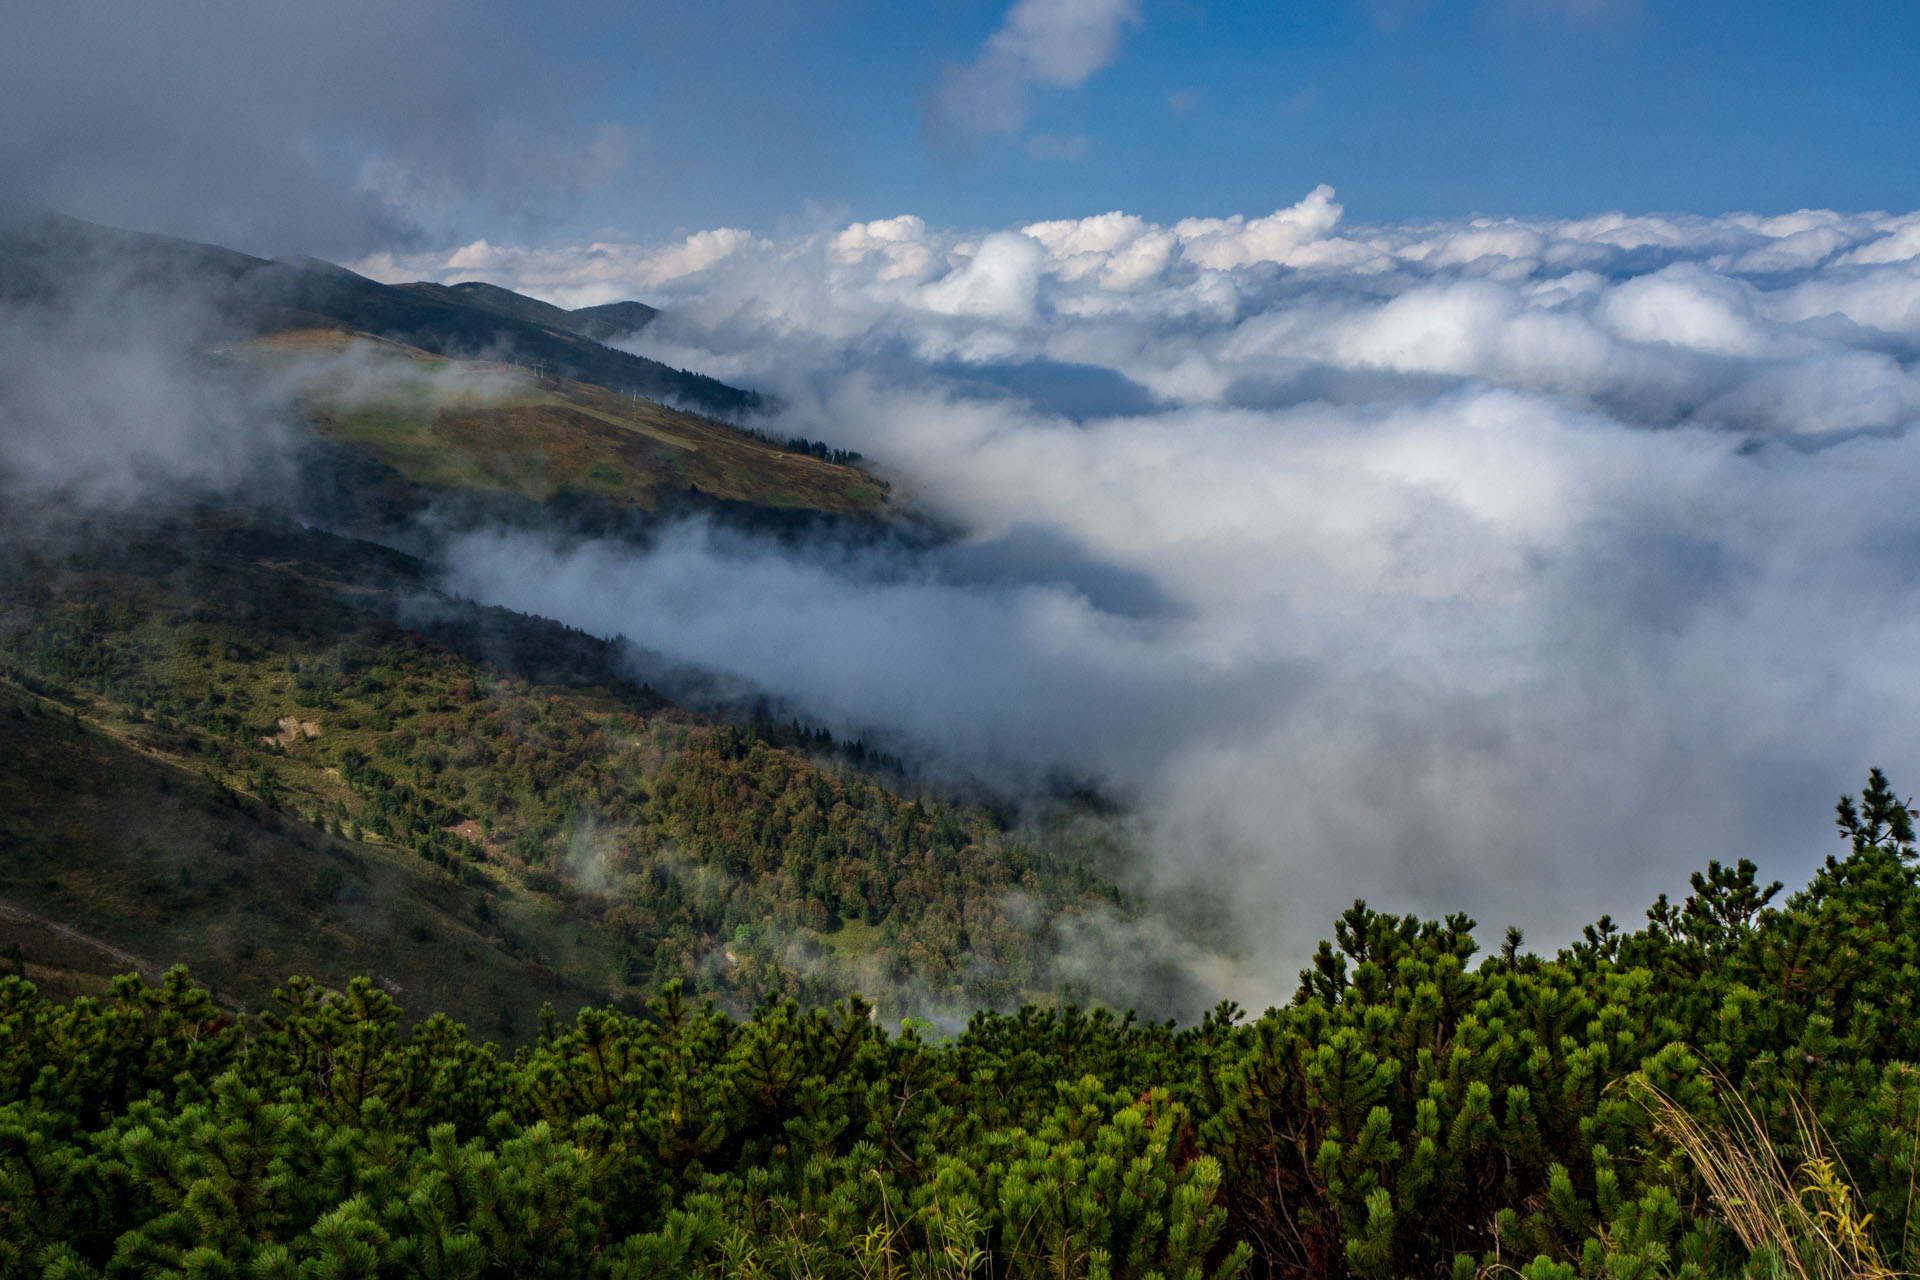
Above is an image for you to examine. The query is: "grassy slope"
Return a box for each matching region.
[248,330,887,516]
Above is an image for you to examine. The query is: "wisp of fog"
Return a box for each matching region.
[0,223,297,509]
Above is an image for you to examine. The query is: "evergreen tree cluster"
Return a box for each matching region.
[4,776,1918,1280]
[779,438,863,468]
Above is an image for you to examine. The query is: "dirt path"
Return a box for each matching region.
[0,897,156,978]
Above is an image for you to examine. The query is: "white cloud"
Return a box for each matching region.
[1594,264,1772,356]
[357,227,766,309]
[1837,215,1920,266]
[1173,184,1357,270]
[926,0,1142,146]
[920,232,1049,322]
[833,215,939,282]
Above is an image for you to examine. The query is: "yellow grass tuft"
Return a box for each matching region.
[1630,1073,1905,1280]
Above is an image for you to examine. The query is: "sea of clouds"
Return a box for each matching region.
[357,187,1920,1003]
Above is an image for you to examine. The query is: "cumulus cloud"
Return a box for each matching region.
[926,0,1142,147]
[390,188,1920,1006]
[356,227,773,312]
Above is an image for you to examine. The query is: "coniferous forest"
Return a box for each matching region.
[4,771,1917,1280]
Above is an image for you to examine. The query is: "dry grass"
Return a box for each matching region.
[1630,1073,1908,1280]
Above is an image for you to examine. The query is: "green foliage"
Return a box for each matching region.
[1176,775,1920,1280]
[1835,766,1916,859]
[6,529,1920,1280]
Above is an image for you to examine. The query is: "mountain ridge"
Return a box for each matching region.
[395,280,660,344]
[0,211,746,416]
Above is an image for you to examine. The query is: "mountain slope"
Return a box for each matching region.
[0,508,1139,1030]
[244,328,885,517]
[0,215,1134,1034]
[0,213,745,416]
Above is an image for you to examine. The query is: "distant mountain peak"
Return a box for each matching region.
[0,212,743,417]
[397,280,660,345]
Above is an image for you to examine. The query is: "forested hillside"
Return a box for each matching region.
[4,775,1916,1279]
[0,209,1183,1056]
[0,508,1134,1030]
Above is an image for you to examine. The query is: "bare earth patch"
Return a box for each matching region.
[263,716,322,748]
[443,819,499,856]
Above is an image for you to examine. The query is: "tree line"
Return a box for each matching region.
[4,774,1918,1279]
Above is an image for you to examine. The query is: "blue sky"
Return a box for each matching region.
[541,0,1920,240]
[8,0,1917,256]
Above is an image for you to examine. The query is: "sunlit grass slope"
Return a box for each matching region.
[245,330,888,516]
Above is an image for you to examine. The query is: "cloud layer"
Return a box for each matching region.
[373,189,1920,1004]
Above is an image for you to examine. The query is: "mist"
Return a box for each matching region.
[0,223,298,511]
[376,189,1920,1003]
[0,1,623,259]
[0,211,557,529]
